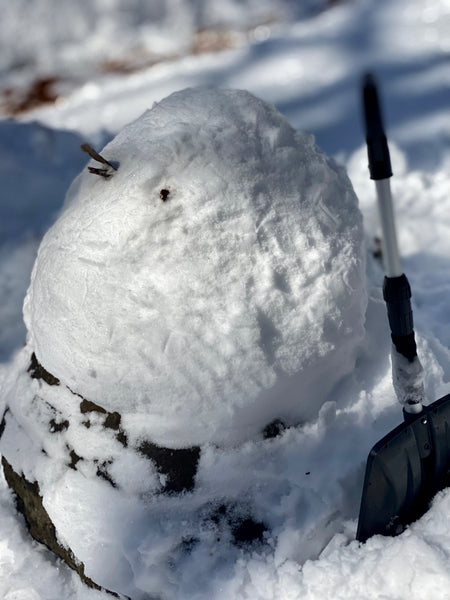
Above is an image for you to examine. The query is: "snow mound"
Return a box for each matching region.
[24,87,366,446]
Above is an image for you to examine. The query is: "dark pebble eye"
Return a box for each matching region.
[160,189,170,201]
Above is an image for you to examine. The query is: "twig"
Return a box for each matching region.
[81,143,117,178]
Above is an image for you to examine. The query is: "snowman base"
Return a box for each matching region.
[1,456,128,598]
[0,353,206,598]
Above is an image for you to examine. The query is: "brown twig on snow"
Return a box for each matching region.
[81,143,118,178]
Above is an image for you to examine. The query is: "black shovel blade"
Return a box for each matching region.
[357,392,450,543]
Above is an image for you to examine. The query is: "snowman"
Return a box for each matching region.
[0,88,366,598]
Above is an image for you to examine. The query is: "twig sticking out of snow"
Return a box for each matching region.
[81,143,117,179]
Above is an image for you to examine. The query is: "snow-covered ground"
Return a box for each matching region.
[1,0,450,598]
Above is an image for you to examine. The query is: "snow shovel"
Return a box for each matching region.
[356,74,450,543]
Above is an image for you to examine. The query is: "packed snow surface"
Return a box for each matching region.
[1,0,450,599]
[24,87,365,447]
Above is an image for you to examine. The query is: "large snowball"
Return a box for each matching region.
[24,88,366,447]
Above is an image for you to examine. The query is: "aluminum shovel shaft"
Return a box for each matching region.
[362,73,423,413]
[375,179,402,278]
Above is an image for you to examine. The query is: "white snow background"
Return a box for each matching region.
[0,0,450,599]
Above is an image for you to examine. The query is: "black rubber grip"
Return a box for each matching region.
[362,74,393,181]
[383,275,417,361]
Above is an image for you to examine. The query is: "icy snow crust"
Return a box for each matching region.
[24,88,366,447]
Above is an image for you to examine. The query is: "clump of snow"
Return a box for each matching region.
[24,87,366,447]
[391,345,425,408]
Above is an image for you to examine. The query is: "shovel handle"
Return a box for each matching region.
[362,74,424,413]
[362,73,392,181]
[363,75,401,277]
[383,274,416,357]
[374,179,402,277]
[362,74,416,357]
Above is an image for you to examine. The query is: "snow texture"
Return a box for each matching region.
[0,0,325,96]
[24,87,366,447]
[1,0,450,598]
[391,346,425,409]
